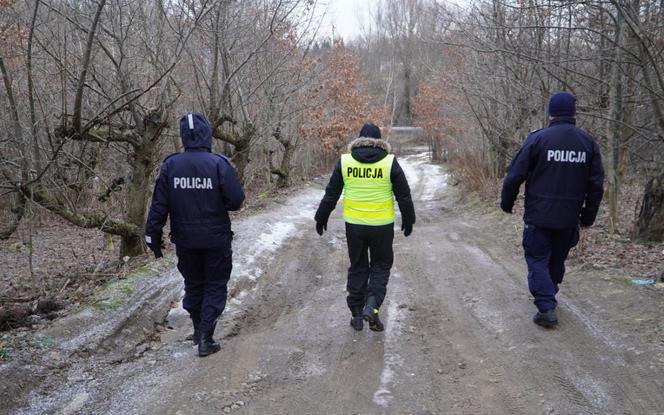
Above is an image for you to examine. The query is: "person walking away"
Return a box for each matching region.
[145,112,245,356]
[500,92,604,328]
[314,123,415,332]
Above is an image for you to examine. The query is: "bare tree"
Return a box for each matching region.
[1,0,216,256]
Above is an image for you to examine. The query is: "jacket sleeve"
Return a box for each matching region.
[145,162,170,241]
[500,135,536,211]
[580,140,605,226]
[219,159,245,211]
[391,158,416,225]
[314,159,343,224]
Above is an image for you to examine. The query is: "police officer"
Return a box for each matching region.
[501,92,604,328]
[145,112,245,356]
[315,123,415,332]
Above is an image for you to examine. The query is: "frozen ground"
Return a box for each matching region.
[4,152,664,415]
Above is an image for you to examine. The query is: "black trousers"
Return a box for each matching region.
[345,222,394,310]
[176,244,233,336]
[523,224,579,312]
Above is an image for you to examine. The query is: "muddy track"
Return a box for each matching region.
[9,153,664,415]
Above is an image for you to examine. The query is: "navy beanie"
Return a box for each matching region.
[548,92,576,117]
[359,123,381,139]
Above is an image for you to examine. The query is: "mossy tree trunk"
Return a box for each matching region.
[121,110,166,257]
[271,127,296,189]
[212,121,255,186]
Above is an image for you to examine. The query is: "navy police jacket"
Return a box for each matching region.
[145,113,245,249]
[500,117,604,229]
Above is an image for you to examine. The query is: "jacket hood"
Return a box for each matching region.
[348,137,392,163]
[348,137,391,153]
[179,112,213,150]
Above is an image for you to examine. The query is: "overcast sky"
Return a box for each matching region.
[317,0,468,41]
[318,0,379,41]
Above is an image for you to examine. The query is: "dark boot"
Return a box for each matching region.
[185,317,201,345]
[533,309,558,328]
[350,306,363,331]
[362,297,384,332]
[198,320,220,356]
[185,330,201,345]
[197,332,221,357]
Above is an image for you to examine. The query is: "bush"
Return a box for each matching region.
[449,150,498,200]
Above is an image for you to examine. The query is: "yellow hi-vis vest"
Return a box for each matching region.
[341,153,395,225]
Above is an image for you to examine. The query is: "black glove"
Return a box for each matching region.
[316,221,327,236]
[401,222,413,237]
[151,244,164,259]
[145,235,165,259]
[579,211,593,228]
[500,200,513,214]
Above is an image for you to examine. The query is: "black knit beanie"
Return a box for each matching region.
[548,92,576,117]
[359,123,381,139]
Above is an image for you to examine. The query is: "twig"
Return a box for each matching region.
[57,279,71,297]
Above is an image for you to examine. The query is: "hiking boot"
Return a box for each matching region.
[533,309,558,328]
[187,318,201,345]
[197,333,221,357]
[362,297,384,332]
[186,330,201,345]
[350,306,363,331]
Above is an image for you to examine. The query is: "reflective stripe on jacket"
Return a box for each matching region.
[341,153,395,225]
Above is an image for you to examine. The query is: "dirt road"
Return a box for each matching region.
[13,153,664,415]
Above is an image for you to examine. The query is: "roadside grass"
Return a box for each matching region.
[90,275,138,310]
[0,332,55,361]
[89,261,173,311]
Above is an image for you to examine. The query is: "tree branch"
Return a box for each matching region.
[212,127,241,146]
[27,187,139,238]
[72,0,107,131]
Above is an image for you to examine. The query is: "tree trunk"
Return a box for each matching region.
[429,133,447,163]
[121,116,162,257]
[275,140,295,188]
[232,123,255,185]
[490,133,510,178]
[401,64,413,126]
[233,139,250,185]
[0,193,26,240]
[606,11,626,234]
[211,121,253,186]
[122,150,152,257]
[634,172,664,242]
[429,134,441,162]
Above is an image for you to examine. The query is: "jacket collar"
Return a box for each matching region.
[549,117,576,127]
